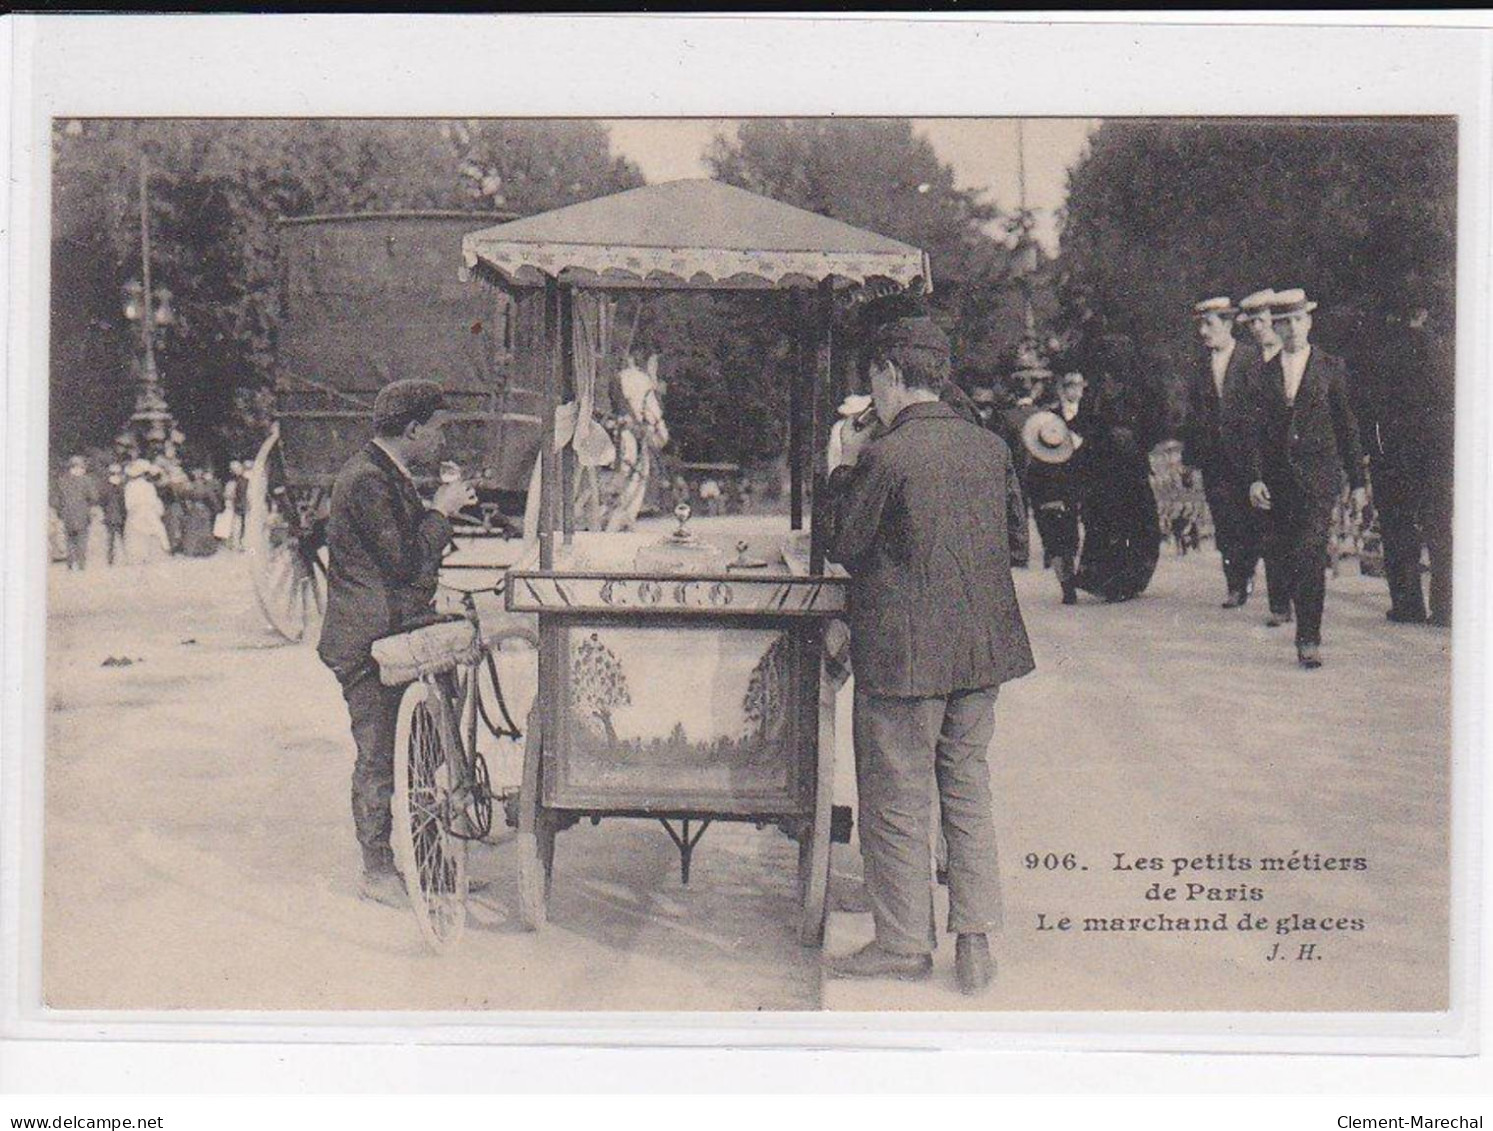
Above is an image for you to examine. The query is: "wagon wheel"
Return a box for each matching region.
[245,428,318,643]
[392,679,470,953]
[515,705,555,930]
[797,664,837,947]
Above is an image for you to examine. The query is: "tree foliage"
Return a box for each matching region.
[49,119,642,464]
[1055,118,1457,425]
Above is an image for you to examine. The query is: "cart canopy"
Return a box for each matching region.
[460,178,931,292]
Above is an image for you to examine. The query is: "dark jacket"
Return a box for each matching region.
[1238,347,1366,504]
[1183,339,1259,481]
[55,472,98,533]
[828,400,1034,698]
[317,442,453,678]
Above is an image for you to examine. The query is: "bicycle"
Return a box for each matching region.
[375,581,539,953]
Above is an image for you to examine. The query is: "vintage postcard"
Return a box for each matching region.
[3,16,1487,1058]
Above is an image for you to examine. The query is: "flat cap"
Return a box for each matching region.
[1191,296,1237,318]
[373,378,445,433]
[869,315,950,359]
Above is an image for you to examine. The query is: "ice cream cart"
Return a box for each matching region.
[459,180,931,944]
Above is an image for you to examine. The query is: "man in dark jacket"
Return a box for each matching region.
[1239,290,1367,668]
[55,456,98,570]
[1184,296,1262,607]
[1356,305,1454,626]
[318,378,475,906]
[826,315,1034,995]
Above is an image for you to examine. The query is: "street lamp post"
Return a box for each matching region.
[122,156,177,456]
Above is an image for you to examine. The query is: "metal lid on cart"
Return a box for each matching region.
[460,179,932,293]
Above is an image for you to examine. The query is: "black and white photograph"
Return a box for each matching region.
[4,22,1490,1100]
[32,109,1458,1014]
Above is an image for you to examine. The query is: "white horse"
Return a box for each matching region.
[522,353,671,541]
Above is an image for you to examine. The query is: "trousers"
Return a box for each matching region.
[337,661,406,871]
[64,527,89,570]
[853,685,1003,955]
[1375,456,1453,623]
[1264,483,1335,646]
[1203,475,1261,595]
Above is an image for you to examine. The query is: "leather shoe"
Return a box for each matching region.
[1387,607,1427,624]
[1296,643,1323,669]
[1266,609,1293,627]
[955,933,995,995]
[1221,589,1247,609]
[358,869,408,909]
[825,941,932,982]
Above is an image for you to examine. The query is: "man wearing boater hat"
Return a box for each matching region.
[1238,289,1367,668]
[1184,296,1261,608]
[826,310,1034,994]
[318,378,477,906]
[1235,289,1293,625]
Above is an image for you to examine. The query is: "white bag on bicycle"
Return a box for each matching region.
[371,619,480,687]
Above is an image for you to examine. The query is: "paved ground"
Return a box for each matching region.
[42,527,1450,1012]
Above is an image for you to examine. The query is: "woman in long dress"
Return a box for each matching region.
[1068,334,1165,603]
[123,460,171,564]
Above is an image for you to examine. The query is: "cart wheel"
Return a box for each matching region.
[245,429,316,643]
[515,706,554,930]
[392,680,469,953]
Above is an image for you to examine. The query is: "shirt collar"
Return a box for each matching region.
[883,399,960,435]
[371,438,417,484]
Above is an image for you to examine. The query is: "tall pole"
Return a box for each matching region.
[1016,120,1036,338]
[129,154,174,452]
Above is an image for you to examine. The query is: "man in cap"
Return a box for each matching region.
[826,312,1034,994]
[1234,289,1293,625]
[54,455,98,571]
[1238,290,1367,668]
[1183,296,1261,607]
[318,378,477,906]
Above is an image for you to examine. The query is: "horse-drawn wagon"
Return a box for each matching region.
[244,211,546,641]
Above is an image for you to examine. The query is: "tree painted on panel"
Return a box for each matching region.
[740,634,789,745]
[571,632,632,747]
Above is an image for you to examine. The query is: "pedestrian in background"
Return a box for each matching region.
[123,459,171,564]
[102,463,127,566]
[54,455,98,571]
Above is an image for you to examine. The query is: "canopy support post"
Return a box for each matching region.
[808,278,833,574]
[559,284,576,547]
[539,276,560,571]
[789,290,805,531]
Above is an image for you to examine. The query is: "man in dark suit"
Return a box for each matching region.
[1184,296,1262,607]
[1240,290,1367,668]
[826,314,1034,994]
[1356,305,1454,627]
[1234,289,1294,626]
[55,456,98,571]
[318,379,476,906]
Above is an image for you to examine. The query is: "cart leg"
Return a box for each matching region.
[798,663,836,947]
[659,818,712,885]
[516,705,550,930]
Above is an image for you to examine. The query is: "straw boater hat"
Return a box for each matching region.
[836,393,873,418]
[1270,287,1318,318]
[1021,410,1078,465]
[1235,289,1278,322]
[1191,296,1237,320]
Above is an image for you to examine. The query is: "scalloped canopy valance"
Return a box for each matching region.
[460,179,931,293]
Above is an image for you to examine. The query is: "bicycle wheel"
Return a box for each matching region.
[392,679,469,953]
